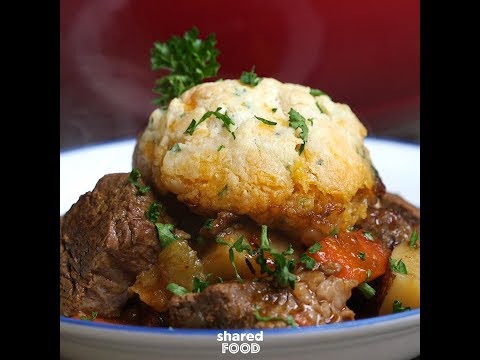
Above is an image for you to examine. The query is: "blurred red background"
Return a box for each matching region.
[60,0,419,150]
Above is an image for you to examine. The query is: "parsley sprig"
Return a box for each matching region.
[256,225,297,289]
[145,202,163,222]
[216,236,254,283]
[80,311,98,321]
[151,27,220,107]
[389,258,408,274]
[392,299,411,313]
[155,223,178,248]
[128,168,150,195]
[300,243,321,270]
[166,283,189,296]
[185,107,236,138]
[240,66,261,86]
[167,276,209,297]
[409,229,419,249]
[288,108,309,155]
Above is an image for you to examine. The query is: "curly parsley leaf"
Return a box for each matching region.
[145,202,163,222]
[392,299,411,313]
[155,223,178,248]
[185,107,236,139]
[300,254,316,270]
[216,236,253,283]
[390,258,408,274]
[166,283,189,296]
[80,311,97,321]
[128,168,150,195]
[192,277,208,293]
[282,243,294,256]
[240,66,261,86]
[151,27,220,107]
[256,225,297,289]
[288,108,309,155]
[409,229,419,249]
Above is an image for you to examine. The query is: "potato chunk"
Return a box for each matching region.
[379,238,420,314]
[130,240,205,312]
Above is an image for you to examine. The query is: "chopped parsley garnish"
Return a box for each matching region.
[366,269,372,281]
[166,283,189,296]
[217,276,224,283]
[217,145,225,151]
[253,306,298,327]
[155,223,178,248]
[409,229,419,249]
[390,258,408,274]
[170,143,181,152]
[216,236,253,283]
[288,108,309,155]
[185,107,236,138]
[363,231,375,241]
[392,299,411,313]
[192,277,208,293]
[358,252,366,261]
[300,254,316,270]
[128,168,150,195]
[218,184,228,198]
[357,282,376,299]
[151,27,220,107]
[203,218,214,229]
[272,108,278,113]
[308,242,322,253]
[300,243,321,270]
[145,202,163,222]
[329,228,339,237]
[309,88,326,97]
[80,311,97,321]
[255,115,277,125]
[240,66,261,86]
[283,243,294,255]
[256,225,297,289]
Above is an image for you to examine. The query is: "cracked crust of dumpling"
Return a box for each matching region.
[133,78,377,236]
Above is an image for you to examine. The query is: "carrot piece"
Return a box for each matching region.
[309,230,390,284]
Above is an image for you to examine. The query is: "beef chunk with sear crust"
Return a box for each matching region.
[60,173,171,317]
[168,270,356,328]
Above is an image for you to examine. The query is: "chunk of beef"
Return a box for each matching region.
[60,173,172,317]
[168,271,356,328]
[359,193,420,249]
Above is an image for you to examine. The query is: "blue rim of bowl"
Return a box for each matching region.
[60,308,419,335]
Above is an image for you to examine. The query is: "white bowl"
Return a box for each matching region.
[60,138,420,360]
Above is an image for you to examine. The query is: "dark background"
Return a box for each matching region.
[60,0,419,150]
